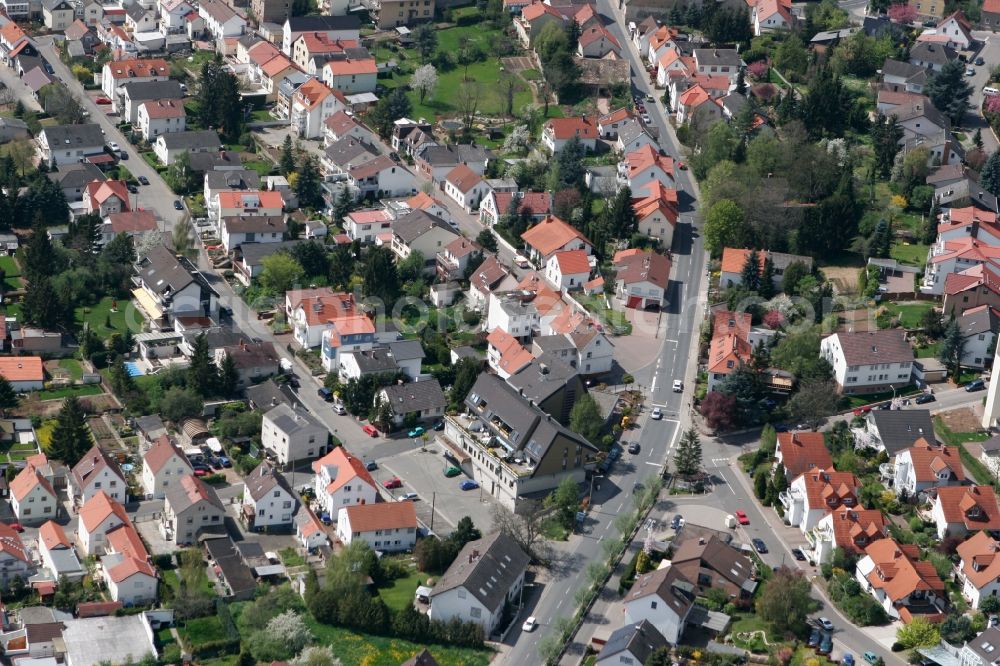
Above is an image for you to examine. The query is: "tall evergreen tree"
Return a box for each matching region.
[871,112,903,179]
[362,246,400,305]
[759,258,776,299]
[22,220,58,282]
[974,128,984,150]
[605,186,638,238]
[740,250,761,292]
[0,376,18,415]
[48,396,91,466]
[735,67,747,95]
[981,151,1000,198]
[939,318,966,380]
[295,154,323,210]
[673,428,702,478]
[23,276,65,330]
[216,352,239,398]
[279,135,296,175]
[187,332,215,397]
[925,60,972,126]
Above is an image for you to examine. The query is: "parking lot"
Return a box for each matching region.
[375,438,499,535]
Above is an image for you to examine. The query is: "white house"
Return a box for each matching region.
[78,491,129,555]
[749,0,793,35]
[819,330,915,394]
[957,530,1000,609]
[336,502,417,553]
[0,523,32,588]
[961,627,1000,666]
[805,506,888,566]
[779,468,860,532]
[220,216,287,253]
[595,621,670,666]
[38,520,84,582]
[287,288,358,349]
[69,445,127,506]
[160,0,195,31]
[242,461,298,531]
[957,305,1000,369]
[153,130,223,166]
[100,58,169,99]
[622,565,696,644]
[294,506,329,551]
[9,456,56,526]
[428,532,530,634]
[102,523,156,606]
[141,435,192,500]
[161,474,226,546]
[0,357,45,392]
[443,164,489,214]
[889,438,964,497]
[855,538,946,620]
[613,250,670,309]
[521,215,594,265]
[37,123,106,168]
[136,99,186,141]
[375,380,447,427]
[290,78,344,140]
[321,57,377,94]
[540,116,599,153]
[347,156,417,199]
[544,249,591,291]
[933,10,974,50]
[311,446,379,518]
[931,485,1000,538]
[198,0,246,41]
[262,403,327,466]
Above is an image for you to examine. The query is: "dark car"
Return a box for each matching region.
[818,634,833,655]
[365,460,377,471]
[173,200,184,210]
[808,628,821,647]
[967,379,986,392]
[752,538,768,553]
[876,402,893,410]
[127,184,138,194]
[792,548,806,561]
[915,393,936,404]
[138,175,149,185]
[773,423,790,432]
[627,442,640,454]
[608,445,622,461]
[432,420,444,431]
[207,456,223,470]
[218,455,231,468]
[318,387,333,402]
[977,56,986,66]
[670,514,683,530]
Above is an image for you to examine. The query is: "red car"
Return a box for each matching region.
[383,477,402,489]
[95,97,112,104]
[7,522,23,532]
[362,424,379,437]
[735,510,750,525]
[852,405,872,416]
[193,468,208,477]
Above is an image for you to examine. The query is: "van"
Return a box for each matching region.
[986,86,1000,96]
[317,387,333,402]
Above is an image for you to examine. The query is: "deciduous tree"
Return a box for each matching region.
[411,64,438,104]
[569,393,603,440]
[756,568,816,633]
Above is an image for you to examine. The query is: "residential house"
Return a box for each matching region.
[671,534,757,598]
[220,216,286,253]
[294,506,328,550]
[214,190,283,224]
[38,520,84,582]
[521,215,594,265]
[125,3,157,32]
[505,355,583,425]
[375,379,447,427]
[133,245,220,328]
[983,0,1000,29]
[85,180,130,217]
[749,0,793,35]
[957,305,1000,368]
[321,136,379,179]
[541,116,598,153]
[319,315,377,373]
[616,119,658,154]
[980,435,1000,480]
[892,101,950,144]
[262,403,327,466]
[323,110,376,146]
[890,438,964,497]
[908,41,956,71]
[479,191,550,227]
[618,144,675,192]
[933,10,974,50]
[68,445,126,506]
[160,0,195,31]
[9,459,56,526]
[102,523,157,606]
[121,80,184,123]
[428,532,530,634]
[441,373,599,510]
[775,431,833,480]
[544,300,615,375]
[414,144,493,184]
[287,288,357,349]
[336,501,417,552]
[78,491,128,555]
[882,59,928,93]
[37,124,105,168]
[819,330,915,394]
[282,15,361,56]
[290,78,345,140]
[311,446,378,518]
[204,170,260,213]
[347,156,416,199]
[136,100,186,141]
[363,0,435,29]
[443,164,489,214]
[854,409,937,455]
[391,117,434,155]
[632,181,677,246]
[241,461,297,531]
[48,162,104,202]
[855,538,946,622]
[675,84,723,125]
[214,341,280,389]
[100,58,170,100]
[153,130,223,166]
[692,48,742,81]
[161,474,226,546]
[598,107,634,139]
[577,24,620,57]
[390,209,459,268]
[101,211,158,246]
[780,468,860,532]
[198,0,246,41]
[383,340,425,379]
[545,249,592,291]
[321,55,378,94]
[622,565,696,644]
[486,328,534,378]
[0,357,45,391]
[957,531,1000,609]
[337,348,399,382]
[43,0,75,30]
[613,249,670,309]
[595,621,670,666]
[141,435,192,499]
[932,485,1000,538]
[805,506,889,565]
[718,247,813,290]
[0,523,32,588]
[469,255,513,310]
[436,237,482,281]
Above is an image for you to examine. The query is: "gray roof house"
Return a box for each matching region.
[322,136,379,175]
[48,162,105,202]
[377,379,447,426]
[189,150,244,173]
[245,378,294,411]
[506,355,584,425]
[153,130,223,165]
[162,474,226,545]
[121,80,184,123]
[909,41,957,71]
[935,177,1000,212]
[38,124,106,168]
[957,305,1000,369]
[595,621,669,666]
[428,531,530,635]
[262,403,327,466]
[960,627,1000,666]
[859,409,936,455]
[242,461,298,530]
[0,117,28,143]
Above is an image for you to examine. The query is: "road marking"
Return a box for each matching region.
[616,502,624,512]
[556,599,563,610]
[645,461,664,467]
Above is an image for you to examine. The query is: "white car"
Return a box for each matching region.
[107,141,120,151]
[398,492,419,502]
[817,617,834,631]
[650,407,663,420]
[522,617,538,632]
[673,379,683,392]
[641,114,651,124]
[514,254,530,268]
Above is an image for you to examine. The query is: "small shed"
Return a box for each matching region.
[179,418,210,446]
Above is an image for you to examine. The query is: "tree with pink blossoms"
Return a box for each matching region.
[747,60,769,80]
[887,3,917,23]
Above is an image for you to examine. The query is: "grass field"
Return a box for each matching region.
[75,296,139,338]
[57,359,84,381]
[889,241,929,267]
[882,301,934,329]
[377,566,424,612]
[304,616,492,666]
[0,255,22,291]
[278,547,305,567]
[179,616,227,646]
[37,384,102,401]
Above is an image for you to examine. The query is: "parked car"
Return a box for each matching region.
[192,466,209,477]
[968,67,977,76]
[735,510,749,525]
[817,617,834,631]
[398,492,419,501]
[460,480,479,491]
[362,424,379,437]
[408,426,425,438]
[7,522,23,533]
[863,653,879,665]
[96,96,112,104]
[818,635,832,655]
[432,420,444,431]
[444,466,461,477]
[915,393,936,404]
[108,141,120,151]
[127,184,138,194]
[522,617,538,632]
[852,406,871,416]
[608,445,622,461]
[333,403,346,415]
[791,548,806,561]
[318,387,333,401]
[967,379,986,392]
[365,460,377,471]
[752,538,768,553]
[218,455,231,468]
[773,423,789,432]
[514,254,530,268]
[138,175,149,185]
[173,200,184,210]
[672,379,683,392]
[842,655,855,666]
[383,477,402,489]
[671,514,684,530]
[976,56,986,65]
[808,628,821,647]
[627,442,640,454]
[650,407,663,420]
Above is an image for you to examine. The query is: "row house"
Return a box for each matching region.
[887,438,964,497]
[957,530,1000,609]
[100,57,169,101]
[121,80,184,122]
[805,505,888,565]
[931,485,1000,538]
[479,191,551,227]
[282,15,361,56]
[288,288,356,349]
[945,261,1000,319]
[856,538,946,622]
[780,468,859,532]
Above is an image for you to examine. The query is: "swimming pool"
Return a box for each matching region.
[124,361,145,377]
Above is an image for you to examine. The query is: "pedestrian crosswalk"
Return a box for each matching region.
[711,457,730,467]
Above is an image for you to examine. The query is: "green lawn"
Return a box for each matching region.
[377,566,424,612]
[161,569,181,596]
[304,616,492,666]
[250,109,273,122]
[0,254,22,291]
[179,615,227,646]
[890,241,929,267]
[57,359,83,381]
[882,301,934,329]
[278,547,305,567]
[37,384,102,401]
[575,293,632,335]
[243,159,275,177]
[916,341,941,358]
[75,296,138,338]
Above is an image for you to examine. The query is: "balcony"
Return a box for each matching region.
[446,413,537,479]
[879,463,895,479]
[436,252,461,280]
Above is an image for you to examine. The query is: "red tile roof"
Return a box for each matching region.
[311,446,377,495]
[827,506,888,554]
[543,116,599,141]
[613,251,670,289]
[79,491,128,533]
[445,164,482,193]
[39,520,71,551]
[143,435,190,475]
[105,58,169,80]
[776,431,833,479]
[10,464,54,503]
[343,501,417,533]
[863,537,944,602]
[935,485,1000,532]
[902,438,964,483]
[553,249,591,275]
[140,99,185,119]
[0,356,43,383]
[521,215,592,258]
